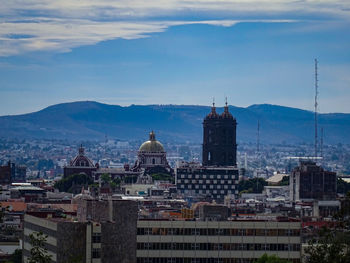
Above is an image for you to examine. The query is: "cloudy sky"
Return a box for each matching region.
[0,0,349,115]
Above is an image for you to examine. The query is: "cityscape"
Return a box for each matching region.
[1,1,350,263]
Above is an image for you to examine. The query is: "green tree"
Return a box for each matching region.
[254,253,291,263]
[238,178,267,194]
[28,231,52,263]
[278,176,289,186]
[54,173,93,193]
[151,173,174,183]
[100,173,111,184]
[304,192,350,263]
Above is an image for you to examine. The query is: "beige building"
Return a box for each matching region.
[137,220,301,263]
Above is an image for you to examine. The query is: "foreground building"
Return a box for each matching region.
[23,199,138,263]
[137,219,301,263]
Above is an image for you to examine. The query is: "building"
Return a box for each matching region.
[133,131,172,177]
[0,161,12,185]
[290,161,337,202]
[0,161,26,184]
[23,198,138,263]
[176,103,239,201]
[202,102,237,166]
[176,163,239,201]
[136,219,302,263]
[63,145,99,178]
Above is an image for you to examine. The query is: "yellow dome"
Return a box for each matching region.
[139,131,165,152]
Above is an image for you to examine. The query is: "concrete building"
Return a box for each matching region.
[23,199,138,263]
[136,219,301,263]
[290,161,336,202]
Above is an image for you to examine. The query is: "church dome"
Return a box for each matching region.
[205,103,219,119]
[221,102,235,119]
[139,131,165,152]
[70,145,95,167]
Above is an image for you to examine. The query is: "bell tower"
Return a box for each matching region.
[202,100,237,166]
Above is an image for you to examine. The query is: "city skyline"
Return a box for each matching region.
[1,1,350,115]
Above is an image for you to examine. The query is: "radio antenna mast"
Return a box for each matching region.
[314,59,318,159]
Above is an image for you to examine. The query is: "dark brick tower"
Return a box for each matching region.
[202,101,237,166]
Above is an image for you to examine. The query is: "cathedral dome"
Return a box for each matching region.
[139,131,165,152]
[70,145,95,167]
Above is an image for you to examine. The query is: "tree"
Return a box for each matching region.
[54,173,93,193]
[304,192,350,263]
[254,253,291,263]
[238,178,267,194]
[28,231,52,263]
[100,173,111,184]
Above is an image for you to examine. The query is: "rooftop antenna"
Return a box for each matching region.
[314,59,319,159]
[225,96,228,107]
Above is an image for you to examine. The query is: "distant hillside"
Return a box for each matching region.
[0,101,349,144]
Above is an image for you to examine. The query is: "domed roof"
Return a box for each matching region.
[205,102,219,119]
[70,145,95,167]
[221,101,234,119]
[139,131,165,152]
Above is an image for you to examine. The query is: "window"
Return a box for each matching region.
[92,248,101,258]
[92,232,101,243]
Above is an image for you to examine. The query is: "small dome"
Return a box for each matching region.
[139,131,165,152]
[70,145,95,167]
[205,103,219,119]
[221,103,234,119]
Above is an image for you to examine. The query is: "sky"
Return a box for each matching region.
[0,0,350,115]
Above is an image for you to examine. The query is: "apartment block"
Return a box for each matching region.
[137,220,301,263]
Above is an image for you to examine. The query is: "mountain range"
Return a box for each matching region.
[0,101,349,144]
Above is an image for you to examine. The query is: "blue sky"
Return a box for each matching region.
[0,1,350,115]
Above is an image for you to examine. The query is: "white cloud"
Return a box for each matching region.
[0,18,296,56]
[0,0,349,56]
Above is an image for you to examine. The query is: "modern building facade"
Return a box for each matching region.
[290,161,337,201]
[136,219,302,263]
[176,163,239,200]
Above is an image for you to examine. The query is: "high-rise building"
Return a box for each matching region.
[202,102,237,166]
[290,161,337,201]
[176,102,239,201]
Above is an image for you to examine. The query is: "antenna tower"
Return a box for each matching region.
[320,127,324,162]
[257,119,260,153]
[314,59,318,159]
